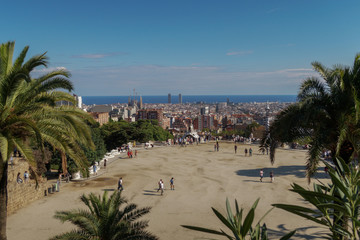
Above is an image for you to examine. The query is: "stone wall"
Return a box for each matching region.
[7,157,54,215]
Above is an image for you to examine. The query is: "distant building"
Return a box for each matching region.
[168,93,171,104]
[89,112,109,126]
[136,109,165,128]
[194,115,215,131]
[74,95,82,108]
[200,106,209,115]
[178,94,182,104]
[139,96,143,109]
[89,105,113,113]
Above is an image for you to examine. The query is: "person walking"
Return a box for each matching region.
[234,145,237,154]
[270,171,274,183]
[157,179,163,192]
[118,177,124,191]
[260,169,264,182]
[93,163,97,175]
[103,159,107,169]
[170,177,175,190]
[24,171,29,183]
[245,148,248,157]
[160,180,164,195]
[249,148,253,156]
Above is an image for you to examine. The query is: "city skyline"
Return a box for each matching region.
[2,1,360,96]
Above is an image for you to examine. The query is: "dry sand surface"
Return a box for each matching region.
[7,142,330,239]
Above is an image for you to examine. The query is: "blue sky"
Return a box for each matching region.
[2,1,360,96]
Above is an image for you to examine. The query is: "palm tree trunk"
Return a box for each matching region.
[61,152,67,175]
[0,157,9,240]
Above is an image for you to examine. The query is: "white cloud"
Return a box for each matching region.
[226,50,253,56]
[32,66,67,73]
[70,64,319,95]
[72,52,127,59]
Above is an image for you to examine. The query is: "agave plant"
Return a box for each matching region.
[273,158,360,239]
[182,198,295,240]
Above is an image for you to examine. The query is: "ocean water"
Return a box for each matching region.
[82,95,297,105]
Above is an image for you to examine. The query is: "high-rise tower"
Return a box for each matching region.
[265,102,270,132]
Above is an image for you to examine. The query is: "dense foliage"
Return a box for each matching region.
[0,41,94,240]
[261,54,360,178]
[101,120,173,151]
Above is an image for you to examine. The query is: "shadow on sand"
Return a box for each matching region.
[143,189,161,196]
[102,188,116,192]
[268,224,328,239]
[235,165,329,179]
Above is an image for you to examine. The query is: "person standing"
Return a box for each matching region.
[157,179,162,192]
[245,148,248,157]
[104,159,107,169]
[249,148,253,157]
[93,163,97,175]
[24,171,29,183]
[17,172,23,184]
[270,171,274,183]
[160,180,164,195]
[260,169,264,182]
[170,177,175,190]
[118,177,124,191]
[234,145,237,154]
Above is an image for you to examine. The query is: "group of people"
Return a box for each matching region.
[157,177,175,195]
[127,150,137,158]
[260,169,274,183]
[117,177,175,195]
[16,171,29,184]
[233,145,253,156]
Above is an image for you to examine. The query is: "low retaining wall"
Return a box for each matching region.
[7,158,54,215]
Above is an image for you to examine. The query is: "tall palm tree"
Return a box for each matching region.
[51,191,158,240]
[0,41,94,240]
[261,54,360,179]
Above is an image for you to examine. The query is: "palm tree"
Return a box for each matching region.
[261,54,360,179]
[0,41,94,240]
[51,191,158,240]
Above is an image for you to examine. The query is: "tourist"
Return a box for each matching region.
[160,180,164,195]
[234,145,237,154]
[270,171,274,182]
[93,163,97,175]
[157,179,163,192]
[16,172,23,184]
[170,177,174,190]
[24,171,29,183]
[249,148,253,157]
[216,142,219,152]
[260,169,264,182]
[10,156,13,168]
[118,177,124,191]
[245,148,248,157]
[104,159,107,169]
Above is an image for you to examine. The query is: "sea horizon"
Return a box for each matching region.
[82,94,297,105]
